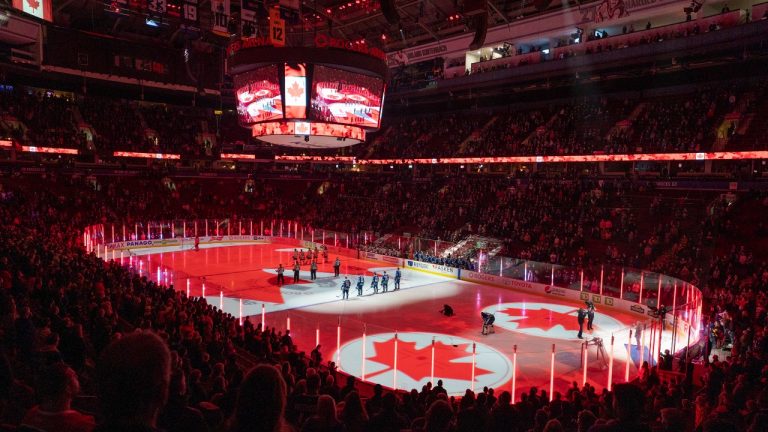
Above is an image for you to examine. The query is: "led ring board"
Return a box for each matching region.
[228,42,389,149]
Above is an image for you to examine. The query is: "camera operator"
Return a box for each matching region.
[481,312,495,335]
[440,304,454,317]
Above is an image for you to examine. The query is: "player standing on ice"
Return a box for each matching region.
[341,277,350,300]
[371,272,379,294]
[381,271,389,293]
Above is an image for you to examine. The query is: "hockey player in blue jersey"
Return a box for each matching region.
[381,271,389,293]
[356,275,364,296]
[394,267,402,290]
[370,272,379,294]
[341,277,350,300]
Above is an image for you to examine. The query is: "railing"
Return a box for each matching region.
[82,219,703,397]
[469,10,743,75]
[83,218,702,336]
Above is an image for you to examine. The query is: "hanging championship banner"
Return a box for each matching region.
[241,0,258,38]
[269,7,286,47]
[148,0,166,14]
[211,0,230,36]
[183,0,198,26]
[279,0,300,22]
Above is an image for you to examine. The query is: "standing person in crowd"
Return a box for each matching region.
[194,234,200,251]
[381,271,389,293]
[310,259,318,280]
[299,249,306,265]
[394,267,401,290]
[227,364,290,432]
[590,383,649,431]
[371,272,379,294]
[301,395,343,432]
[341,277,350,300]
[322,247,328,264]
[356,275,364,296]
[310,345,323,367]
[293,262,301,283]
[333,257,341,277]
[277,264,285,286]
[21,363,96,432]
[94,331,172,432]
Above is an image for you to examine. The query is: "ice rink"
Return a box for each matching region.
[123,242,682,397]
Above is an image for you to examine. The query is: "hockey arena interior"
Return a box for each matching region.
[1,0,768,431]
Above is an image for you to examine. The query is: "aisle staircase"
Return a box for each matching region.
[457,115,498,153]
[605,102,646,139]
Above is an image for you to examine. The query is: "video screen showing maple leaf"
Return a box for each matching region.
[288,81,304,98]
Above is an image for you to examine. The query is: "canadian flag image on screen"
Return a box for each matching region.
[284,63,307,119]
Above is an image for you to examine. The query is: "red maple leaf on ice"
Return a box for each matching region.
[502,306,580,332]
[287,82,304,99]
[366,339,492,382]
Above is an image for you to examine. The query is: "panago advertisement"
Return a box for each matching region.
[106,235,270,251]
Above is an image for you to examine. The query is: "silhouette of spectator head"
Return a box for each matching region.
[424,399,453,432]
[36,362,80,406]
[315,395,338,423]
[96,330,171,428]
[612,383,645,422]
[229,364,288,432]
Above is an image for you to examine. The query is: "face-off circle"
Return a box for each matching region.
[334,332,513,396]
[482,302,624,340]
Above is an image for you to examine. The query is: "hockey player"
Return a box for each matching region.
[356,275,364,296]
[381,271,389,293]
[370,272,379,294]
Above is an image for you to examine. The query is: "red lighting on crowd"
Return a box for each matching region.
[270,150,768,165]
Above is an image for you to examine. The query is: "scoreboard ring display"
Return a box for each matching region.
[228,45,389,149]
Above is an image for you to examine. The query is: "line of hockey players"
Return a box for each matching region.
[339,268,402,300]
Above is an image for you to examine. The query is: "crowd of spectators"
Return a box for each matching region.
[0,90,85,151]
[0,170,768,432]
[0,78,760,164]
[412,251,474,271]
[395,8,745,89]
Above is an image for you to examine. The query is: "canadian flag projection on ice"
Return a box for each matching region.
[284,63,307,119]
[482,302,623,340]
[335,332,512,395]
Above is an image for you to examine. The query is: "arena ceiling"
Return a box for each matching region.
[50,0,582,52]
